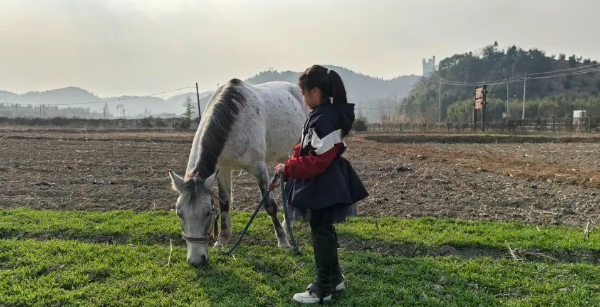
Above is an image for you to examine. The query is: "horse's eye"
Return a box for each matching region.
[205,211,211,217]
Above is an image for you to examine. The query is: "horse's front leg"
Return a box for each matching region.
[214,168,232,248]
[252,161,289,248]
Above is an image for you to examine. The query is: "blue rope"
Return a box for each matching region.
[280,173,299,251]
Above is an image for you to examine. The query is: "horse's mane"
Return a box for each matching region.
[186,79,246,182]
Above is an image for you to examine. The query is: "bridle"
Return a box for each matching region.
[180,195,220,244]
[180,178,222,244]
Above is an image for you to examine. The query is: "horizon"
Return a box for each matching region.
[0,65,420,97]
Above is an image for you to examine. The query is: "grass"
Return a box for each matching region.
[2,208,599,253]
[1,208,600,306]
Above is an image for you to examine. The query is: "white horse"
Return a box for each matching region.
[168,78,307,265]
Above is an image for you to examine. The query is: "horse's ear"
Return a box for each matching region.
[202,171,218,192]
[168,170,185,193]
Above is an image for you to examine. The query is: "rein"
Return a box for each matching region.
[179,173,299,256]
[223,173,298,256]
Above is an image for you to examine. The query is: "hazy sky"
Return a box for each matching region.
[1,0,598,97]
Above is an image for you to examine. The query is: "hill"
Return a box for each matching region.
[247,66,420,123]
[403,43,600,122]
[0,87,214,119]
[247,65,419,101]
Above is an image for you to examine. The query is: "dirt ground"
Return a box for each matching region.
[1,129,599,228]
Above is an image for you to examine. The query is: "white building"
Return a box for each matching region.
[422,56,436,77]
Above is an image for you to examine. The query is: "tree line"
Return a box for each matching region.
[403,42,600,123]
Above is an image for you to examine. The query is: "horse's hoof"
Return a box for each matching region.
[278,240,290,248]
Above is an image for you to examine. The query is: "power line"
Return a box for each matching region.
[527,68,600,80]
[440,63,600,87]
[441,76,523,87]
[50,86,195,106]
[528,63,600,76]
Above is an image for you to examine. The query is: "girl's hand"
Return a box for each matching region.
[269,164,285,191]
[268,177,280,191]
[275,163,286,174]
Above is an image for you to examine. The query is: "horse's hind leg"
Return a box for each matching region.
[251,161,289,248]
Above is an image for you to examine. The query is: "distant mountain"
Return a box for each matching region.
[246,65,420,102]
[0,66,419,121]
[0,87,100,106]
[0,87,213,118]
[0,90,19,102]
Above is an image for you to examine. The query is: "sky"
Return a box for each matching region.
[0,0,598,97]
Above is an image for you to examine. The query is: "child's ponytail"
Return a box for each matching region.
[327,69,352,136]
[326,69,348,106]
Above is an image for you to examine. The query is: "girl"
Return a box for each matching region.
[270,65,368,304]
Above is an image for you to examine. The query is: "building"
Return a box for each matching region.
[156,112,178,119]
[422,56,436,77]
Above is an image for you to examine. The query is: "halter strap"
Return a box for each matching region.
[180,191,220,244]
[181,232,213,243]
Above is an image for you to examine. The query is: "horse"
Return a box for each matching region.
[168,78,307,265]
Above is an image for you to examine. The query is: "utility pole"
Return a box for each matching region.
[39,105,42,118]
[438,81,442,123]
[522,73,527,120]
[506,78,510,119]
[196,83,202,124]
[481,85,487,132]
[473,102,478,131]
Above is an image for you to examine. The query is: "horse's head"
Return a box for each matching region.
[168,170,218,266]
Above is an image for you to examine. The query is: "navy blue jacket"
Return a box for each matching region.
[285,100,368,210]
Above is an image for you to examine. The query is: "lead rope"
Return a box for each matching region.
[280,173,299,251]
[223,173,298,256]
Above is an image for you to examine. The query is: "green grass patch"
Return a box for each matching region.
[2,208,599,254]
[1,239,599,307]
[338,217,600,252]
[2,209,600,306]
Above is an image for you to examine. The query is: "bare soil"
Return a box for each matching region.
[1,129,599,228]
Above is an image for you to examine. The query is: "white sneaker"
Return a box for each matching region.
[292,290,332,304]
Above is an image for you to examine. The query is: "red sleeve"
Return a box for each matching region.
[284,143,342,180]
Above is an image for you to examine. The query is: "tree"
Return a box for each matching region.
[353,114,368,132]
[568,55,578,68]
[181,96,195,129]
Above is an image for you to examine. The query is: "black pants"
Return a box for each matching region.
[309,205,343,298]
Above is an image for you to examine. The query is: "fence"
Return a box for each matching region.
[2,116,600,134]
[0,117,198,130]
[364,117,600,134]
